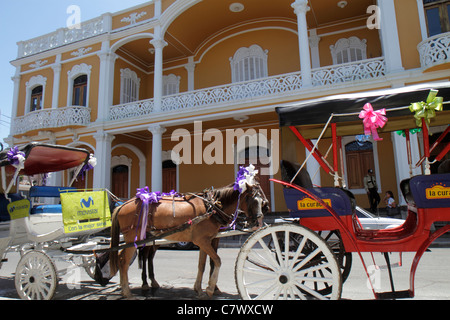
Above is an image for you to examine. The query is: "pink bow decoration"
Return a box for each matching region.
[358,103,387,141]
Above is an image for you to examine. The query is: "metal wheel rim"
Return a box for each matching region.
[15,251,58,300]
[235,223,342,300]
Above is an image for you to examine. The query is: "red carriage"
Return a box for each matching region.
[235,82,450,300]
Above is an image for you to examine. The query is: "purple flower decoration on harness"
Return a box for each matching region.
[134,187,180,243]
[7,146,25,168]
[234,164,258,193]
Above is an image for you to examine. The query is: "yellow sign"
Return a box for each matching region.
[60,191,111,234]
[426,184,450,200]
[7,200,30,220]
[297,197,332,210]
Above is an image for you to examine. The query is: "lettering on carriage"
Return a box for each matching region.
[426,184,450,199]
[297,197,332,210]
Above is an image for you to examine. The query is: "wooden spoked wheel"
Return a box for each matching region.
[235,223,342,300]
[15,251,58,300]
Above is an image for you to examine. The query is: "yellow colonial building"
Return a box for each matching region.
[7,0,450,211]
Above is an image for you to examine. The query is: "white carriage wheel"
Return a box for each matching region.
[15,251,58,300]
[235,223,342,300]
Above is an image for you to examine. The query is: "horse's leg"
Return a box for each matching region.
[148,246,160,289]
[118,246,137,299]
[209,238,221,293]
[140,247,150,291]
[197,240,221,298]
[194,249,207,296]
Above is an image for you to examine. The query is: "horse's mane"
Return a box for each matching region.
[210,183,240,207]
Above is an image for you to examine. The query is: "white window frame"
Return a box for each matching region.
[25,75,47,114]
[330,36,367,65]
[229,44,268,83]
[67,63,92,107]
[120,68,141,104]
[163,74,180,96]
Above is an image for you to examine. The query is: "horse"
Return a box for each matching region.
[110,182,268,299]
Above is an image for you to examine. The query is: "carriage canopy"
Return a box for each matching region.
[276,82,450,139]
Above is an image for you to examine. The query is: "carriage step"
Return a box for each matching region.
[375,290,412,300]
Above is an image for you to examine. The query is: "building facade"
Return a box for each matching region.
[7,0,450,211]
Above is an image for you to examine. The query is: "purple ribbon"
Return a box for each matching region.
[7,146,25,167]
[135,187,180,244]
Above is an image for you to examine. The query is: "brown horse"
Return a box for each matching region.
[110,183,268,298]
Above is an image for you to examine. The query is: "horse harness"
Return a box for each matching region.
[118,189,233,237]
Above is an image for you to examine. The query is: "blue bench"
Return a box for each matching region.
[29,186,76,198]
[284,187,355,218]
[406,173,450,209]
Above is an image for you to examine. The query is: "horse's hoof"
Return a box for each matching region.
[206,288,215,298]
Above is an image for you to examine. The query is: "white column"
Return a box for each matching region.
[292,0,312,87]
[9,66,21,137]
[154,0,162,18]
[309,29,321,69]
[97,41,117,122]
[416,0,428,41]
[148,125,166,191]
[185,56,196,91]
[93,130,115,189]
[378,0,404,73]
[51,54,62,109]
[150,37,168,112]
[391,132,422,205]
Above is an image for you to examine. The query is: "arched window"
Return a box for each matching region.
[345,140,375,189]
[72,75,88,106]
[330,36,367,65]
[67,63,91,107]
[25,75,47,114]
[230,45,268,83]
[30,86,43,112]
[163,74,180,96]
[120,68,140,104]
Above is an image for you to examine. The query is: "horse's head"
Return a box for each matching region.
[239,182,269,228]
[234,165,269,229]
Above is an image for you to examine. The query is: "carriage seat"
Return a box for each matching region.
[280,160,355,218]
[0,193,24,221]
[29,186,76,198]
[405,173,450,209]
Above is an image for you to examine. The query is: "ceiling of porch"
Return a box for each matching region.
[116,0,376,69]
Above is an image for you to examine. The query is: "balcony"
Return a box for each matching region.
[109,57,386,122]
[12,106,91,136]
[418,31,450,70]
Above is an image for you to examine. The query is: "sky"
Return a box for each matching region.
[0,0,149,148]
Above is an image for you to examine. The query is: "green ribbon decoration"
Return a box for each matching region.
[396,128,422,137]
[409,89,443,128]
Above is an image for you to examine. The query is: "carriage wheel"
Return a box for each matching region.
[15,251,58,300]
[235,223,342,300]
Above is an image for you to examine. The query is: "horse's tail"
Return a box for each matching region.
[109,205,122,276]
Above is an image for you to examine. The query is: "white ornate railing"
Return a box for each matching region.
[18,15,109,58]
[418,32,450,69]
[312,57,385,85]
[12,106,91,135]
[109,58,386,122]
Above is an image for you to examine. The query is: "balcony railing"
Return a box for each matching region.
[12,106,91,136]
[17,15,109,58]
[418,31,450,70]
[109,57,386,121]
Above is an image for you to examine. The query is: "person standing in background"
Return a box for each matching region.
[364,169,380,213]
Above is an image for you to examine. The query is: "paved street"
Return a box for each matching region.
[1,240,450,300]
